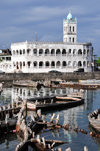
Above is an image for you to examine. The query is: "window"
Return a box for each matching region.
[45,49,49,55]
[27,61,31,68]
[23,49,25,54]
[56,61,61,67]
[51,61,55,67]
[39,61,43,67]
[33,61,37,67]
[56,49,61,55]
[70,26,71,32]
[78,49,82,55]
[73,38,74,43]
[73,49,76,55]
[69,37,71,42]
[68,61,71,67]
[39,49,43,55]
[68,49,71,54]
[45,61,50,67]
[83,49,86,55]
[62,49,66,55]
[73,61,77,67]
[23,62,25,66]
[78,61,82,67]
[27,49,31,54]
[51,49,55,55]
[33,49,37,55]
[62,61,66,67]
[83,61,86,67]
[20,50,22,55]
[73,26,74,32]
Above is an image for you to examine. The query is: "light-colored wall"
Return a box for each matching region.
[11,42,92,73]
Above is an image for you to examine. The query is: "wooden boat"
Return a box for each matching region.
[27,96,84,111]
[88,109,100,132]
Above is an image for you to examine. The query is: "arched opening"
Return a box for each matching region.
[83,49,86,55]
[56,61,61,67]
[83,61,86,67]
[39,49,43,55]
[70,26,71,32]
[45,61,50,67]
[20,49,22,55]
[20,62,22,69]
[62,61,66,68]
[27,61,31,68]
[45,49,49,55]
[23,62,25,67]
[33,49,37,55]
[78,61,82,67]
[73,49,76,55]
[16,62,19,69]
[73,61,77,67]
[62,49,66,55]
[33,61,37,67]
[51,49,55,55]
[69,37,71,42]
[56,49,61,55]
[39,61,43,68]
[87,49,89,55]
[27,49,31,54]
[68,49,71,54]
[68,61,71,67]
[73,26,74,32]
[78,49,82,55]
[16,50,18,55]
[23,49,25,54]
[51,61,55,67]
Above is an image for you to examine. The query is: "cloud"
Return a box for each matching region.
[0,0,100,56]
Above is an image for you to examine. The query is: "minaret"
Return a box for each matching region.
[63,12,77,43]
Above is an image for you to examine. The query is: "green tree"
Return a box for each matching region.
[96,57,100,66]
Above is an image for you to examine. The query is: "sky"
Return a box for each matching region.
[0,0,100,56]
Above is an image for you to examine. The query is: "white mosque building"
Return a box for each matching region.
[4,13,94,73]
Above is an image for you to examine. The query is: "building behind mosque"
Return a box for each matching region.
[0,13,93,73]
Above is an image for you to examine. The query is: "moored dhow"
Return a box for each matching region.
[27,95,84,111]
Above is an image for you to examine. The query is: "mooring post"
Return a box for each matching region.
[42,137,46,148]
[50,113,55,123]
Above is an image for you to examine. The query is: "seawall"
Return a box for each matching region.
[0,72,100,82]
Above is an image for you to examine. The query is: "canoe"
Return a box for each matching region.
[27,97,84,111]
[36,99,84,111]
[88,109,100,132]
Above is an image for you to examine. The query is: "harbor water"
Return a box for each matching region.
[0,87,100,151]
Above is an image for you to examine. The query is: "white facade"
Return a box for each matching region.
[11,13,93,73]
[0,49,12,73]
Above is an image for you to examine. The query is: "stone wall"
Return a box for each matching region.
[0,72,100,82]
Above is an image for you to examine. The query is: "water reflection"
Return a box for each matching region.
[0,86,99,151]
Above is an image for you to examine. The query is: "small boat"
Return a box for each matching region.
[88,109,100,132]
[27,96,84,111]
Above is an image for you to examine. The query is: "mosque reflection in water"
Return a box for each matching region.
[0,86,97,151]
